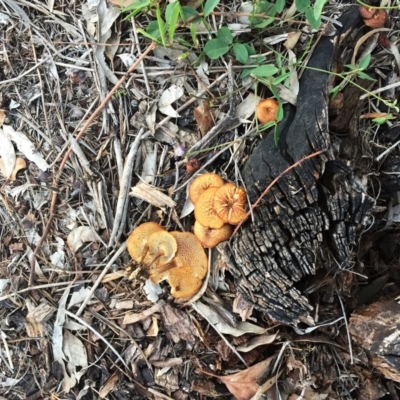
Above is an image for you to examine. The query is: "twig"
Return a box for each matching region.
[75,243,127,317]
[29,42,157,286]
[231,150,326,238]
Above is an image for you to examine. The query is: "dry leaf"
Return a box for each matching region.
[0,157,27,181]
[68,286,93,309]
[67,226,99,253]
[283,31,301,50]
[130,182,176,208]
[235,93,260,121]
[360,112,390,119]
[3,125,49,171]
[192,301,267,336]
[158,84,184,117]
[0,109,5,127]
[236,332,278,352]
[99,373,119,398]
[194,100,214,136]
[0,128,16,178]
[201,357,275,400]
[63,330,88,386]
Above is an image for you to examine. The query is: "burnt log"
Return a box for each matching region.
[227,7,375,325]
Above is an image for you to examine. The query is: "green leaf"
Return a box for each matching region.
[344,63,356,71]
[181,6,201,24]
[204,38,230,59]
[275,0,285,13]
[272,71,292,85]
[295,0,310,12]
[305,8,321,29]
[358,54,371,70]
[244,44,256,56]
[276,103,283,122]
[204,0,219,17]
[146,21,161,39]
[251,64,279,77]
[156,5,167,46]
[314,0,328,20]
[254,17,275,28]
[233,43,248,64]
[240,68,255,79]
[357,71,376,81]
[217,27,233,45]
[167,3,181,42]
[137,28,160,42]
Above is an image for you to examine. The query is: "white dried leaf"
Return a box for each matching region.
[0,377,21,387]
[3,125,49,171]
[5,183,36,199]
[141,143,157,184]
[180,195,194,219]
[238,2,253,24]
[145,103,157,133]
[50,249,65,268]
[287,49,299,96]
[236,332,278,352]
[67,226,99,253]
[158,84,184,117]
[63,330,88,386]
[53,287,75,392]
[235,93,260,120]
[143,279,162,302]
[192,301,267,337]
[0,13,10,25]
[0,128,16,178]
[68,286,93,309]
[130,182,176,208]
[0,279,10,295]
[196,61,210,86]
[118,53,136,68]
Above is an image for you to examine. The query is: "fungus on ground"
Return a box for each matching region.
[256,98,279,125]
[194,187,226,229]
[213,183,247,225]
[150,231,208,299]
[126,222,165,264]
[359,6,387,28]
[188,172,225,204]
[194,220,233,248]
[142,230,178,268]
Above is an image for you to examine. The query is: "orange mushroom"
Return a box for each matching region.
[194,187,226,229]
[150,231,208,299]
[359,6,387,28]
[213,183,247,225]
[188,172,225,204]
[194,220,233,248]
[126,222,165,264]
[256,98,279,125]
[141,230,178,268]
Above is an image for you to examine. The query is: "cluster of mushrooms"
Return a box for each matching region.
[127,222,207,299]
[190,173,247,248]
[126,173,247,299]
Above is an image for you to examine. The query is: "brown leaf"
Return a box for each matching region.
[0,109,5,127]
[0,157,26,180]
[194,100,214,137]
[217,357,274,400]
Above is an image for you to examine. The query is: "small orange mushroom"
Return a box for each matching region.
[126,222,165,264]
[194,187,226,229]
[142,230,178,268]
[194,220,233,248]
[364,9,387,28]
[188,172,225,204]
[359,5,376,19]
[213,183,247,225]
[150,231,208,299]
[256,98,279,125]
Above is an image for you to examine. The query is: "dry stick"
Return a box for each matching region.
[231,149,326,239]
[29,42,157,286]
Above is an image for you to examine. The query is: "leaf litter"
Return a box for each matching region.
[0,0,399,399]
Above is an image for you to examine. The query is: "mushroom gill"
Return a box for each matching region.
[194,220,233,248]
[213,183,247,225]
[194,187,226,229]
[189,172,225,205]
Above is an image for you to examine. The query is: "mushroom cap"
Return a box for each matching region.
[150,231,208,299]
[189,173,225,204]
[363,9,387,28]
[213,183,247,225]
[126,222,165,263]
[142,230,178,268]
[194,220,233,248]
[359,5,376,19]
[194,187,226,229]
[256,98,279,125]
